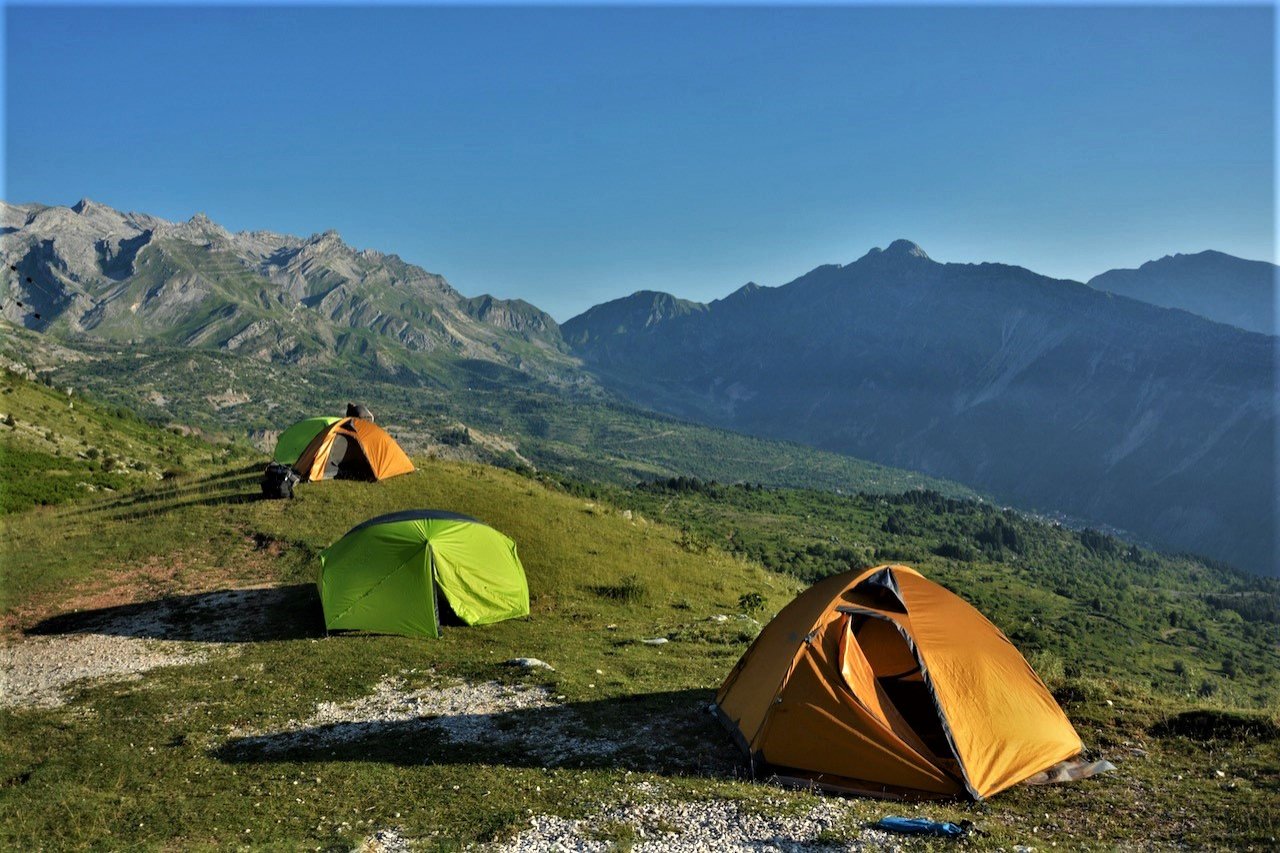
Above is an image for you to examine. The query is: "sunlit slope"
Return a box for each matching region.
[1,458,1276,848]
[0,368,248,514]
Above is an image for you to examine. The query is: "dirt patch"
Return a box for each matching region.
[3,540,296,639]
[0,556,188,638]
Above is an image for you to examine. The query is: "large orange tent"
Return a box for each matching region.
[292,417,414,483]
[716,564,1093,800]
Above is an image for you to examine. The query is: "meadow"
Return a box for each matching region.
[0,374,1276,850]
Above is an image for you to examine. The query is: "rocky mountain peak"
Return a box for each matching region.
[883,239,930,259]
[855,239,931,265]
[308,229,343,245]
[718,281,764,303]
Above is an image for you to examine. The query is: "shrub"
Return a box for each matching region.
[1150,709,1280,742]
[932,541,975,561]
[882,513,908,535]
[438,426,472,446]
[738,592,766,612]
[1029,650,1065,688]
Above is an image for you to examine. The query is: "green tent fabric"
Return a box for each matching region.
[317,510,530,638]
[274,417,342,465]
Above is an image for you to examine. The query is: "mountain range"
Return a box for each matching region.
[563,240,1277,574]
[1,199,571,381]
[2,201,1275,573]
[1089,250,1276,336]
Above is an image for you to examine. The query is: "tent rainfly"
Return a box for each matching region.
[317,510,530,638]
[715,564,1106,800]
[288,417,414,483]
[273,417,342,466]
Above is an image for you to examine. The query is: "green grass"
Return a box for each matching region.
[0,369,252,516]
[0,442,1276,848]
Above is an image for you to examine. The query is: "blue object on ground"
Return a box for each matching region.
[874,816,967,837]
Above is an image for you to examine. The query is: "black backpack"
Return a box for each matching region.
[261,462,300,499]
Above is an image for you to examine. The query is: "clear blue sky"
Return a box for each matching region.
[5,3,1274,320]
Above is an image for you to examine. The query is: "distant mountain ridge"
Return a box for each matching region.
[5,199,1274,573]
[1,199,571,379]
[1089,250,1277,335]
[563,240,1277,574]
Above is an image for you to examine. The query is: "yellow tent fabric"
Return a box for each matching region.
[293,417,415,483]
[715,564,1083,800]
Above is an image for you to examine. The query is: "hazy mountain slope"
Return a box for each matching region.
[0,322,977,500]
[0,199,571,380]
[1089,251,1277,335]
[563,240,1277,574]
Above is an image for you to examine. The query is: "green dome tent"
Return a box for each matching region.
[274,417,342,465]
[318,510,530,638]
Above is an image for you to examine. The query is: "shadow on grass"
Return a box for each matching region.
[213,688,747,780]
[53,466,263,519]
[27,584,324,643]
[102,490,269,522]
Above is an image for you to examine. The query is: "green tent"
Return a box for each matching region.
[274,417,342,465]
[318,510,530,638]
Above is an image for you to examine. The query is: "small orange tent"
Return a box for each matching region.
[292,417,414,483]
[716,564,1086,800]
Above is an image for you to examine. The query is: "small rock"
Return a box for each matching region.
[1214,770,1226,778]
[642,638,669,646]
[506,658,554,671]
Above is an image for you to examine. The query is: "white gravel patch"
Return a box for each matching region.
[354,827,412,852]
[1,586,297,708]
[493,784,897,852]
[0,634,207,708]
[309,676,557,736]
[227,675,725,774]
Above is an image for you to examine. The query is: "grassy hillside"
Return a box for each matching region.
[3,326,976,499]
[1,455,1276,849]
[577,477,1280,710]
[0,368,254,514]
